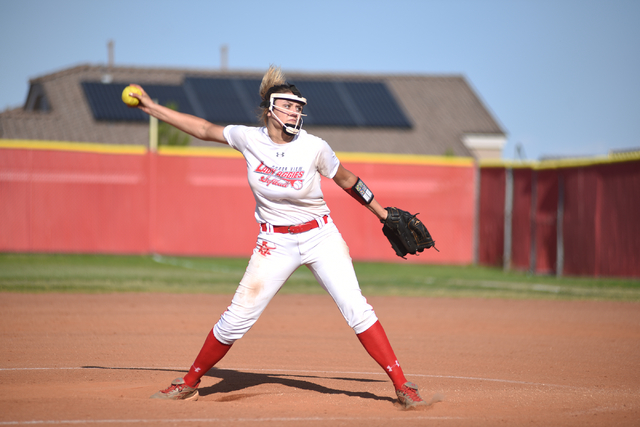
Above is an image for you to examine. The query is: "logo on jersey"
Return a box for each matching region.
[257,240,276,256]
[254,162,304,190]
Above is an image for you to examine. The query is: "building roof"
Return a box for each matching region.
[0,64,506,158]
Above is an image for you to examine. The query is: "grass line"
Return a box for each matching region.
[1,253,638,301]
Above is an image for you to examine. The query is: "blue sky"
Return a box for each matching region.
[1,0,638,160]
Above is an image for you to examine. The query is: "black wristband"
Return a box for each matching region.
[345,177,374,205]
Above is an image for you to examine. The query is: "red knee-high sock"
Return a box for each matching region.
[183,330,232,387]
[357,321,407,389]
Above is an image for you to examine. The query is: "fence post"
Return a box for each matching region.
[529,170,538,275]
[556,174,564,277]
[503,167,513,271]
[148,102,158,254]
[594,169,602,277]
[149,99,158,153]
[473,163,481,266]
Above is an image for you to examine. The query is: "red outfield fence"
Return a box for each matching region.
[0,140,475,265]
[479,155,640,278]
[3,140,639,277]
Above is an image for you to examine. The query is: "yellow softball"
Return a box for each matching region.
[121,85,142,107]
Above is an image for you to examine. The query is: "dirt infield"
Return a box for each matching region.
[1,293,639,426]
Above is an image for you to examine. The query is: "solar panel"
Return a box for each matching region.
[343,81,412,128]
[289,79,411,128]
[184,77,259,124]
[82,78,412,129]
[231,78,263,122]
[292,80,358,127]
[144,84,197,116]
[81,82,196,121]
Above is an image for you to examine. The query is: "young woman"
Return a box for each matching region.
[130,66,429,409]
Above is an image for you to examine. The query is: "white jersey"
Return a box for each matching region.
[223,125,341,225]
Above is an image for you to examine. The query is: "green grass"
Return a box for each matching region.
[1,253,638,301]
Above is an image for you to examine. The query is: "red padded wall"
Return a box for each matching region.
[510,168,533,271]
[562,167,598,276]
[533,169,558,275]
[478,158,640,278]
[1,148,149,253]
[478,167,505,267]
[1,146,476,265]
[150,154,256,257]
[596,161,640,277]
[328,161,476,264]
[5,143,638,276]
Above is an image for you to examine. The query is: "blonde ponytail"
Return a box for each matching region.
[259,65,287,101]
[258,65,290,125]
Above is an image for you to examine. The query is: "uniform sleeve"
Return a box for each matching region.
[316,138,341,179]
[223,125,248,152]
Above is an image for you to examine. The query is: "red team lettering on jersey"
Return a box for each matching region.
[255,162,304,190]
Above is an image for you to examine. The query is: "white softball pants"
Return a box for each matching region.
[213,218,378,345]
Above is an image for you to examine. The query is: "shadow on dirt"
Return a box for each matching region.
[201,367,394,403]
[82,365,395,404]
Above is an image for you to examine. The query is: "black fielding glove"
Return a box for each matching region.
[382,207,438,258]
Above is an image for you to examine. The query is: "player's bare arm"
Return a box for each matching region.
[128,84,227,144]
[333,164,388,221]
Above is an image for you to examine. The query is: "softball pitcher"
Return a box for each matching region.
[129,66,431,409]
